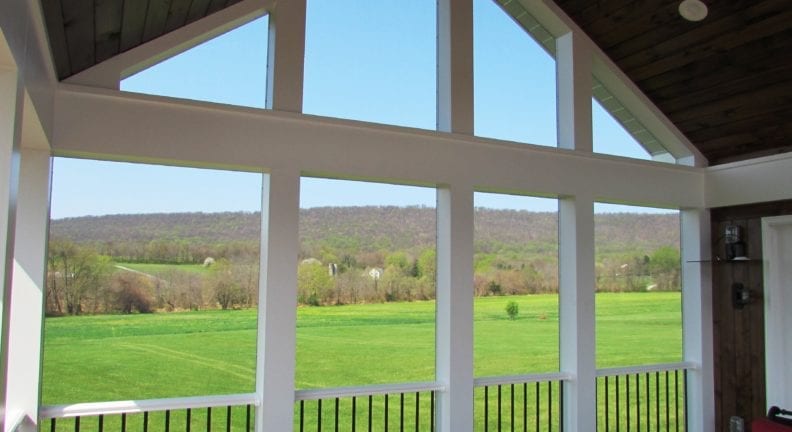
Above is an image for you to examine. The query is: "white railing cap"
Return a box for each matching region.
[595,361,698,378]
[40,393,258,419]
[474,372,573,388]
[295,381,444,401]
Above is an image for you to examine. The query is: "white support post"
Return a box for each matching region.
[435,183,474,432]
[559,194,596,431]
[556,31,593,152]
[254,168,300,431]
[265,0,306,113]
[0,68,22,432]
[681,209,714,432]
[5,149,50,432]
[437,0,473,134]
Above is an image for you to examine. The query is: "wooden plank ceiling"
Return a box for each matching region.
[40,0,242,80]
[554,0,792,165]
[40,0,792,165]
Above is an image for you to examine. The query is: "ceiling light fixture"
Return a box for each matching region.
[679,0,708,22]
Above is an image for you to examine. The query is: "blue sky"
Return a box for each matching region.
[51,0,665,219]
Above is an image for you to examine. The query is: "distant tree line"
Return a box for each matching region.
[45,209,681,315]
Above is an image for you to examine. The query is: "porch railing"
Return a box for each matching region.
[474,372,572,432]
[595,362,695,432]
[294,381,443,432]
[40,393,258,432]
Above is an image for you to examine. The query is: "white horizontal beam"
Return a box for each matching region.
[40,393,258,419]
[706,153,792,208]
[52,86,705,210]
[295,382,444,401]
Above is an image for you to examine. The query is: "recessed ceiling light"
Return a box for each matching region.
[679,0,708,22]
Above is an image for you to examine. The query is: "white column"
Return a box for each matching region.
[556,32,593,152]
[254,168,300,431]
[265,0,306,113]
[0,68,22,432]
[681,209,714,432]
[559,194,596,431]
[435,183,474,432]
[437,0,473,134]
[5,149,50,432]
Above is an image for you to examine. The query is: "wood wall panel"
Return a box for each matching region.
[710,199,792,431]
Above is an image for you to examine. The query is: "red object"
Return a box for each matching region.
[753,418,792,432]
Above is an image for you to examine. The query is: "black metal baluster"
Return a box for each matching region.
[368,395,373,432]
[186,409,192,432]
[605,376,610,432]
[300,400,305,432]
[535,382,540,432]
[400,392,405,432]
[415,392,421,432]
[165,410,171,432]
[523,383,527,432]
[207,407,212,432]
[318,399,323,432]
[50,418,56,432]
[674,370,679,432]
[246,405,251,432]
[497,385,502,432]
[98,415,104,432]
[144,411,149,432]
[510,384,514,432]
[665,371,670,430]
[429,390,434,432]
[635,374,640,432]
[548,380,553,432]
[226,405,232,432]
[121,413,127,432]
[616,376,621,432]
[335,398,339,432]
[645,373,650,432]
[655,372,660,430]
[484,386,489,432]
[352,396,357,432]
[74,416,80,432]
[560,381,564,432]
[384,394,389,431]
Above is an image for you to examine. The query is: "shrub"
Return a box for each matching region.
[505,301,519,320]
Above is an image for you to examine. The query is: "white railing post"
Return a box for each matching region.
[436,183,474,432]
[0,67,22,432]
[681,209,714,432]
[255,169,300,431]
[559,194,596,431]
[5,148,50,432]
[556,31,593,153]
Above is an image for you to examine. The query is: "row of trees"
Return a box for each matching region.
[46,237,681,314]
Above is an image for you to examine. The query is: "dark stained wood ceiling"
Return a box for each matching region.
[554,0,792,165]
[40,0,792,165]
[40,0,243,80]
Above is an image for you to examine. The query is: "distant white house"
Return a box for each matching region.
[368,268,383,280]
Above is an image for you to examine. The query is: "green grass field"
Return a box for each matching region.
[115,262,210,275]
[42,292,682,407]
[42,292,683,430]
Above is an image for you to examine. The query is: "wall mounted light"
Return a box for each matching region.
[724,225,748,260]
[732,282,751,309]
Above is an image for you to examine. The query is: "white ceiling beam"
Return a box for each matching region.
[706,153,792,208]
[64,0,273,90]
[53,85,705,210]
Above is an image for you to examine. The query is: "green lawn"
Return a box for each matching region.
[42,292,682,406]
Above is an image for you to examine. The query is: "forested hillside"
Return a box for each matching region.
[47,207,681,315]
